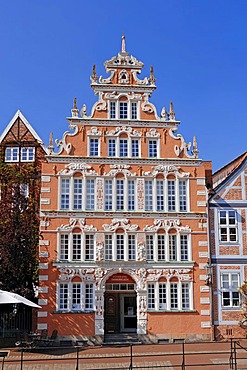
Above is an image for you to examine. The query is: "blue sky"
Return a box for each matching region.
[1,0,247,172]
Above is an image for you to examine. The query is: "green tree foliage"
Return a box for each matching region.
[0,161,39,300]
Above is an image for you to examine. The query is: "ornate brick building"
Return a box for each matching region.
[38,38,212,343]
[209,152,247,340]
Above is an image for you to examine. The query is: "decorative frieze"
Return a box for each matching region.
[102,218,138,232]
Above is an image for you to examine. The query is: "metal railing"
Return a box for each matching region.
[1,339,247,369]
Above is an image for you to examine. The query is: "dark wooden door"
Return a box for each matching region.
[104,293,119,333]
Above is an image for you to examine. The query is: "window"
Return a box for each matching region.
[156,180,164,211]
[119,102,128,119]
[131,139,139,157]
[21,147,35,162]
[169,234,177,261]
[105,180,113,210]
[147,281,192,311]
[179,181,187,211]
[105,234,113,260]
[60,234,69,260]
[119,139,128,157]
[85,283,94,310]
[89,138,99,156]
[180,235,188,261]
[148,140,157,157]
[158,235,166,261]
[128,180,135,211]
[219,210,238,242]
[72,283,81,310]
[221,273,240,307]
[59,283,68,310]
[128,235,136,260]
[116,234,124,260]
[72,234,81,260]
[86,179,95,210]
[146,235,154,260]
[116,179,124,210]
[168,180,176,211]
[131,102,137,119]
[85,235,94,260]
[73,179,83,210]
[20,184,29,197]
[145,180,153,211]
[110,102,116,119]
[108,139,116,157]
[60,179,70,210]
[5,147,19,162]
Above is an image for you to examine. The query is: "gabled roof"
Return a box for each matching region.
[0,110,48,153]
[212,150,247,194]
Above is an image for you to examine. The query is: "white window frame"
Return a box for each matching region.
[104,178,136,212]
[107,137,140,158]
[57,281,95,312]
[108,100,139,120]
[218,210,238,243]
[147,281,193,311]
[5,147,19,162]
[58,232,95,261]
[21,147,35,162]
[88,137,100,157]
[104,233,136,262]
[221,272,240,308]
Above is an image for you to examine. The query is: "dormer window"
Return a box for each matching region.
[108,101,139,120]
[5,147,35,162]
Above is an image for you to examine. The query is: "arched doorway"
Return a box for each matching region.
[104,273,137,334]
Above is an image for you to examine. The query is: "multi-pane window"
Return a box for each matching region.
[219,210,238,242]
[105,180,113,210]
[146,235,154,260]
[105,234,113,260]
[128,180,135,211]
[159,284,167,310]
[147,284,155,309]
[86,179,95,210]
[128,235,136,260]
[179,181,187,211]
[168,180,176,211]
[108,139,116,156]
[156,180,164,211]
[72,234,81,260]
[61,179,70,210]
[119,102,128,119]
[59,283,68,310]
[169,234,177,261]
[60,234,69,260]
[21,147,35,161]
[89,138,99,156]
[180,235,188,261]
[85,235,94,260]
[116,234,124,260]
[158,235,166,261]
[119,139,128,157]
[221,273,240,307]
[131,102,137,119]
[182,283,190,310]
[110,102,116,119]
[170,283,178,309]
[72,283,81,310]
[5,147,19,162]
[85,283,94,310]
[116,179,124,210]
[148,140,157,157]
[145,180,153,211]
[131,139,139,157]
[148,281,192,311]
[73,179,83,210]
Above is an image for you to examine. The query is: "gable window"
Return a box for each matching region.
[168,180,176,211]
[73,179,83,210]
[109,100,139,120]
[148,140,157,157]
[107,137,140,158]
[131,102,137,119]
[21,147,35,162]
[131,139,139,157]
[219,210,237,242]
[5,147,19,162]
[108,139,116,156]
[221,272,240,307]
[60,179,70,210]
[89,138,99,156]
[110,102,116,119]
[119,139,128,157]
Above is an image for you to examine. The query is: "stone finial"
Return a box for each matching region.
[169,101,176,120]
[161,107,167,120]
[149,66,156,85]
[71,97,79,117]
[90,64,98,83]
[48,132,54,154]
[192,135,199,158]
[80,104,87,117]
[121,34,126,53]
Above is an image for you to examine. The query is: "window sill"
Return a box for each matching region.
[51,310,94,314]
[148,310,196,313]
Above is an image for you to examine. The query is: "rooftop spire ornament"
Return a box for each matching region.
[48,132,54,154]
[121,34,126,53]
[90,64,98,83]
[149,66,156,85]
[192,135,199,158]
[169,101,175,120]
[71,97,79,117]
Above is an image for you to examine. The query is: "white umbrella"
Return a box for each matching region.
[0,290,41,308]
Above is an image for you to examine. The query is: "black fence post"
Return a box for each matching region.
[20,348,24,370]
[129,344,133,370]
[181,341,185,370]
[75,346,79,370]
[234,341,237,370]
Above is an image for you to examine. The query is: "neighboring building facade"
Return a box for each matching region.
[0,110,47,334]
[38,39,212,343]
[209,152,247,340]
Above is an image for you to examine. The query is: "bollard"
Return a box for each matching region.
[129,344,133,370]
